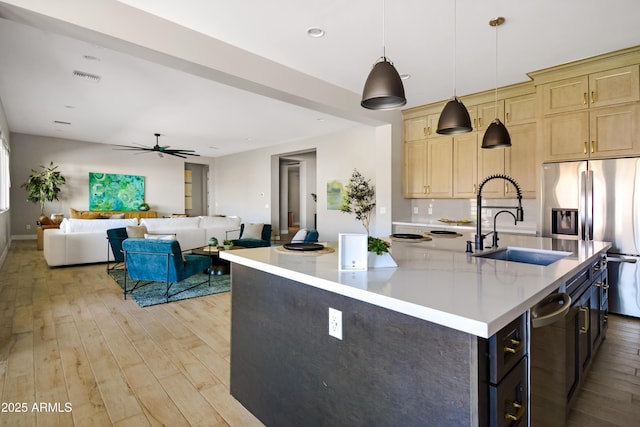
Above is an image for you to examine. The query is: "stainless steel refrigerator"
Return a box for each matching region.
[541,158,640,318]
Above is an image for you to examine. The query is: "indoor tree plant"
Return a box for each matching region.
[21,161,66,216]
[341,169,396,268]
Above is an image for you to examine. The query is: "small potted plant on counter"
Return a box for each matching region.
[341,169,396,269]
[223,239,233,250]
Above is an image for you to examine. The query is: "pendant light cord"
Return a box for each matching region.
[382,0,386,59]
[453,0,457,97]
[494,18,498,112]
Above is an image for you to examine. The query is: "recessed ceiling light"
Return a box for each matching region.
[316,118,325,122]
[53,120,71,125]
[306,27,325,38]
[64,105,75,109]
[83,55,100,61]
[400,73,411,80]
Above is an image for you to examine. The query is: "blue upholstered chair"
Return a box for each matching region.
[231,223,272,248]
[106,227,128,271]
[121,238,210,303]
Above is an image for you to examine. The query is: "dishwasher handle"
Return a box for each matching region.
[531,293,571,328]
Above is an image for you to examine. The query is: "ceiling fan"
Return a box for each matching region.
[113,133,200,158]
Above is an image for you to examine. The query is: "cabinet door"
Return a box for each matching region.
[477,100,505,131]
[404,116,428,142]
[505,93,536,125]
[505,123,537,199]
[590,102,640,158]
[589,65,640,108]
[478,142,506,198]
[453,133,478,198]
[542,76,589,115]
[404,140,428,197]
[426,137,453,198]
[543,111,589,161]
[576,289,593,378]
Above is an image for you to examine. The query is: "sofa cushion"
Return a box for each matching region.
[60,218,137,233]
[141,217,201,231]
[69,208,102,219]
[127,225,148,238]
[199,215,241,229]
[242,223,264,240]
[144,233,177,240]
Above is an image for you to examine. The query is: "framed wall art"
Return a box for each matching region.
[89,172,145,211]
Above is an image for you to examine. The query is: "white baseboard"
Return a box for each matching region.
[12,234,37,240]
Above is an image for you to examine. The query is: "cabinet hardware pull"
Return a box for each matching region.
[426,185,430,194]
[503,338,522,354]
[423,185,427,194]
[603,283,609,290]
[423,127,427,136]
[505,182,509,194]
[473,184,477,194]
[506,112,510,123]
[579,306,589,334]
[591,140,595,153]
[427,126,431,135]
[583,92,587,105]
[504,401,524,421]
[473,118,477,128]
[595,281,602,287]
[478,117,482,128]
[583,141,587,154]
[591,91,596,103]
[604,314,608,323]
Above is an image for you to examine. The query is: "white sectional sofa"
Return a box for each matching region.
[43,216,241,267]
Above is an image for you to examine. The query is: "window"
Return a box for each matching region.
[0,133,9,210]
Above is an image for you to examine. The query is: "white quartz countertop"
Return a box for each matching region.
[393,220,538,235]
[220,235,611,338]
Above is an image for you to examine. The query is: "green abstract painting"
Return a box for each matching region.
[89,172,145,211]
[326,179,346,210]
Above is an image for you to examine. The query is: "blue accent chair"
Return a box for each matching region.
[303,229,319,243]
[121,238,210,303]
[231,224,272,248]
[106,227,128,271]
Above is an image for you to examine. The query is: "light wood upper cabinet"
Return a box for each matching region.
[542,65,640,115]
[506,123,537,199]
[505,93,537,125]
[589,65,640,108]
[589,102,640,158]
[452,133,478,198]
[543,102,640,161]
[404,112,442,141]
[426,137,453,198]
[404,140,428,197]
[476,100,505,131]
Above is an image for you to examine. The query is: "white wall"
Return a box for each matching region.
[10,133,214,237]
[214,125,393,241]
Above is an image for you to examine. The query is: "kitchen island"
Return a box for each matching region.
[221,235,610,427]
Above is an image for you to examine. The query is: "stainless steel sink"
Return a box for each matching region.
[473,247,571,266]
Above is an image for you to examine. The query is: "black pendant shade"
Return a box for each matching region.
[361,57,406,110]
[436,97,472,134]
[481,118,511,149]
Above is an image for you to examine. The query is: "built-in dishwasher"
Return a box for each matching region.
[529,255,607,426]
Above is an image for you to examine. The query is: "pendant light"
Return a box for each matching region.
[361,0,406,110]
[482,16,511,149]
[437,0,472,134]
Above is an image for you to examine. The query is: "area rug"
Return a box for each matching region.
[108,270,230,307]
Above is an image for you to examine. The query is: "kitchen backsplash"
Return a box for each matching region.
[410,198,540,231]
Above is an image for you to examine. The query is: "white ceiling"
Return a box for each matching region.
[1,0,639,158]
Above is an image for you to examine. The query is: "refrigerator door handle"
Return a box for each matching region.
[607,256,638,264]
[586,169,594,240]
[579,170,587,240]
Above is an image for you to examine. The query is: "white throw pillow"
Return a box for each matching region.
[291,228,308,243]
[242,223,264,240]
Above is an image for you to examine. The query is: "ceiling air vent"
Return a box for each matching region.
[72,70,101,83]
[53,121,71,125]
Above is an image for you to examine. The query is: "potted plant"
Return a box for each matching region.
[21,161,66,216]
[223,239,233,250]
[341,169,396,268]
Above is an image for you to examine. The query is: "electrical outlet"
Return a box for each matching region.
[428,207,433,215]
[26,224,31,230]
[328,307,342,340]
[413,207,419,214]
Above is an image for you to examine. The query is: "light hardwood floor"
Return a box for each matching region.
[0,240,639,426]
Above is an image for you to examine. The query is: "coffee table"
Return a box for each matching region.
[191,247,231,275]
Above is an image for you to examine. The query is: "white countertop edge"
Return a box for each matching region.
[223,250,505,337]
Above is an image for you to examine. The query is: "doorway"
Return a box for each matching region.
[185,163,209,216]
[276,150,317,242]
